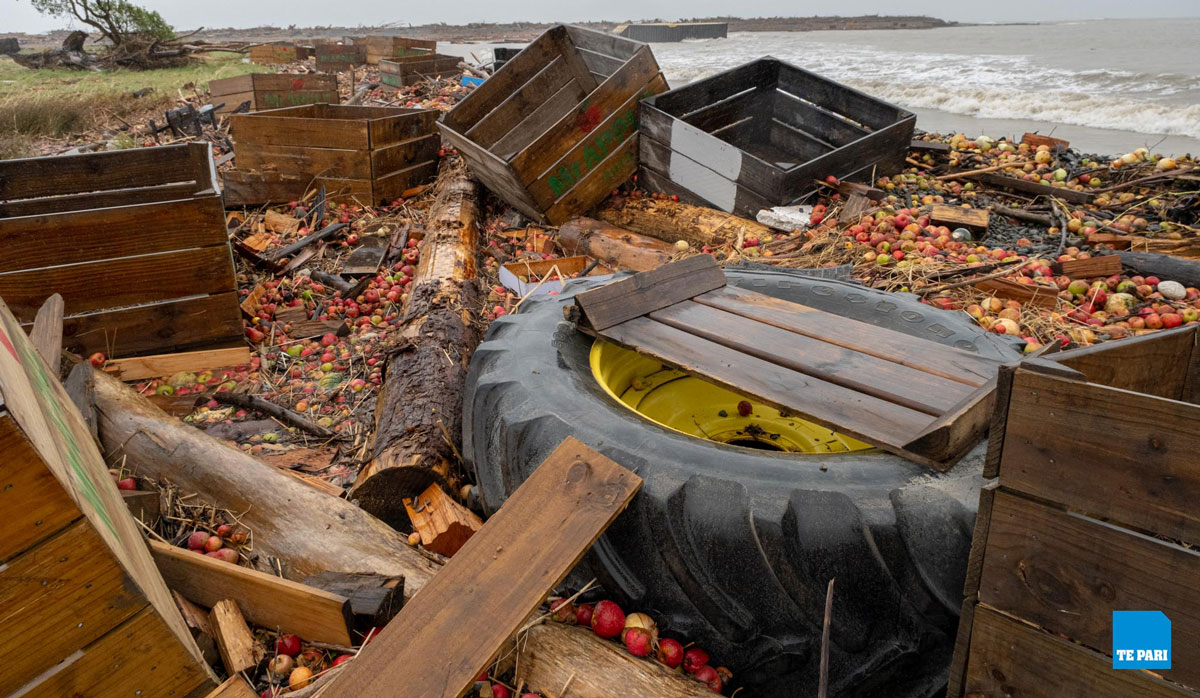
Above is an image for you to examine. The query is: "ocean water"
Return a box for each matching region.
[448,18,1200,157]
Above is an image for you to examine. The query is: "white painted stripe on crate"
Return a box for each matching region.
[669,121,740,212]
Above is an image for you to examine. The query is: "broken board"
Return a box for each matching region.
[326,436,642,697]
[572,257,1003,470]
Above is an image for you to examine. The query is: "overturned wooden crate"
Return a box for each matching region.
[0,300,216,696]
[359,35,437,65]
[223,104,439,206]
[249,43,310,64]
[209,72,338,114]
[439,25,667,225]
[379,53,463,89]
[316,42,366,72]
[948,327,1200,697]
[0,143,243,358]
[638,58,915,217]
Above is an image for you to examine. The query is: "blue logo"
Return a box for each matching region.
[1113,611,1171,669]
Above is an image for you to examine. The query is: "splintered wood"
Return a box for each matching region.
[328,437,642,697]
[573,257,1003,470]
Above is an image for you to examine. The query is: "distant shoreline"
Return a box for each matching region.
[2,15,960,49]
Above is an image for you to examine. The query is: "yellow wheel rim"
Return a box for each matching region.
[589,340,870,454]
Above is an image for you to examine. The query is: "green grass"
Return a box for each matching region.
[0,52,269,157]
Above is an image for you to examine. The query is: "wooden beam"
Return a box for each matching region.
[151,540,354,646]
[209,599,257,675]
[327,437,642,697]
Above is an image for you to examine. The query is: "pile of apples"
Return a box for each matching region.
[259,632,357,696]
[181,523,248,565]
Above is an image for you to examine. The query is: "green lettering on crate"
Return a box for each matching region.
[545,107,637,199]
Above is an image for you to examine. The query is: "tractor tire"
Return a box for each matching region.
[463,268,1020,697]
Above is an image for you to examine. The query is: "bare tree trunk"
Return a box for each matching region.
[558,217,677,271]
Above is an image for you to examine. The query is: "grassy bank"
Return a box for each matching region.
[0,51,266,158]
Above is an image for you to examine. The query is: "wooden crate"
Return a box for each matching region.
[638,58,916,217]
[315,42,366,72]
[0,299,215,696]
[439,25,667,225]
[209,73,338,114]
[249,43,309,65]
[379,53,463,89]
[948,328,1200,698]
[224,103,439,206]
[0,143,243,359]
[359,35,437,65]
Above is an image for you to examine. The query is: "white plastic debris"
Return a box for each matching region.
[756,205,812,231]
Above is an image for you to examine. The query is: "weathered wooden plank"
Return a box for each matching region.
[327,437,642,697]
[545,26,598,94]
[964,604,1196,698]
[974,171,1094,204]
[768,119,832,163]
[21,607,213,698]
[200,676,259,698]
[651,60,777,115]
[234,143,372,179]
[577,47,625,77]
[367,109,438,149]
[902,379,996,467]
[0,196,227,274]
[0,415,82,563]
[210,599,257,675]
[0,143,205,201]
[999,366,1200,543]
[0,520,149,694]
[105,346,251,381]
[440,29,563,132]
[29,293,64,371]
[372,160,440,204]
[565,25,639,60]
[638,155,777,219]
[0,182,202,218]
[1048,325,1196,398]
[931,203,989,233]
[232,109,370,150]
[782,115,916,191]
[467,57,572,149]
[596,315,937,457]
[649,300,974,414]
[0,246,237,321]
[980,489,1200,689]
[529,75,667,209]
[510,45,661,182]
[772,89,867,148]
[694,285,998,385]
[50,291,244,359]
[574,251,726,331]
[371,134,440,176]
[683,86,771,134]
[775,61,902,130]
[438,126,542,219]
[1054,254,1123,279]
[151,540,354,646]
[490,78,589,160]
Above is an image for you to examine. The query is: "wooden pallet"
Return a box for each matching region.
[0,299,215,696]
[439,25,667,224]
[638,58,915,217]
[0,142,243,358]
[224,103,439,206]
[949,327,1200,697]
[571,256,1002,470]
[209,73,338,114]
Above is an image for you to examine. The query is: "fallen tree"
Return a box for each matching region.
[594,195,773,249]
[90,367,441,596]
[349,160,483,529]
[558,217,676,271]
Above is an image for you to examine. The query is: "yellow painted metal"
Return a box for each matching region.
[589,340,870,454]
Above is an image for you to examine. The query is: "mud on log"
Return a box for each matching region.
[594,195,772,249]
[89,367,440,596]
[349,160,482,529]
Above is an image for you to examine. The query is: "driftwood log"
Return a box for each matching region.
[349,161,482,529]
[89,367,440,596]
[558,217,676,271]
[510,624,712,698]
[594,195,772,248]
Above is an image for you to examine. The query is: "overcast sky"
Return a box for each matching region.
[5,0,1198,33]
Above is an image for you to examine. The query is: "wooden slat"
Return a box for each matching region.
[0,246,237,321]
[201,676,259,698]
[372,160,440,204]
[931,203,989,232]
[106,346,251,381]
[210,599,257,675]
[694,285,998,385]
[577,47,625,77]
[684,87,769,133]
[980,489,1200,690]
[651,60,777,115]
[440,29,563,132]
[999,366,1200,543]
[649,300,973,414]
[1048,325,1196,398]
[964,604,1196,698]
[564,25,639,60]
[946,482,999,697]
[466,57,572,148]
[490,78,588,160]
[973,277,1058,308]
[0,182,202,218]
[575,255,726,331]
[327,437,642,697]
[782,115,915,192]
[974,171,1094,205]
[367,109,438,150]
[768,119,831,162]
[773,89,867,148]
[0,196,228,274]
[597,315,935,457]
[20,607,214,698]
[0,414,82,562]
[0,143,203,202]
[528,75,667,209]
[29,293,64,370]
[546,26,598,94]
[638,149,778,218]
[901,379,996,467]
[0,520,148,694]
[372,134,440,176]
[438,126,542,219]
[1055,254,1122,278]
[775,61,902,131]
[510,46,662,182]
[53,291,244,359]
[232,109,370,150]
[234,143,372,180]
[151,540,354,646]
